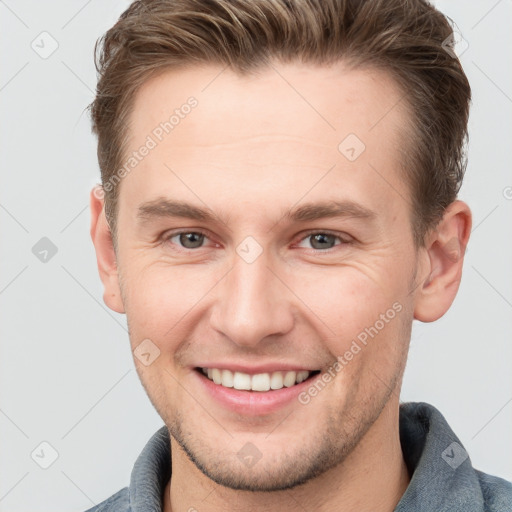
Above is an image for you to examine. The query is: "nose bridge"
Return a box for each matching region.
[211,249,293,346]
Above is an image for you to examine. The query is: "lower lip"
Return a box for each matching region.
[193,369,317,416]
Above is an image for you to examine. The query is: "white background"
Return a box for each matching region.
[0,1,511,510]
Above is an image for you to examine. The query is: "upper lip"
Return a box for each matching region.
[194,363,320,375]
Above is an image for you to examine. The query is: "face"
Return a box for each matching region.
[106,62,421,491]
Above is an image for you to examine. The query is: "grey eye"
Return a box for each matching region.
[308,233,337,250]
[177,232,205,249]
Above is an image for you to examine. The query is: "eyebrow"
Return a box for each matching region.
[284,200,376,223]
[136,198,376,226]
[137,198,218,224]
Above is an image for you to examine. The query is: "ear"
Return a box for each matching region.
[89,186,125,314]
[414,200,471,322]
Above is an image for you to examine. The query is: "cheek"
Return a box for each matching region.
[122,262,219,343]
[287,264,409,371]
[289,265,400,331]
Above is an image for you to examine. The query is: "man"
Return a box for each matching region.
[87,0,512,510]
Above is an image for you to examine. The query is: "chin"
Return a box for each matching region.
[169,417,360,492]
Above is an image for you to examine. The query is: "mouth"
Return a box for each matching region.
[195,367,321,392]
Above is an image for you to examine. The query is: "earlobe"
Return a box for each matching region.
[413,200,471,323]
[89,186,125,314]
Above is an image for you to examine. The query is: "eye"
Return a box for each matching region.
[296,232,348,250]
[167,231,207,249]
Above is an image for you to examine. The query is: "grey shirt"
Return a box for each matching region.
[85,402,512,511]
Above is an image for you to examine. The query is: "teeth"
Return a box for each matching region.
[212,368,222,385]
[221,369,234,387]
[233,371,251,390]
[201,368,312,391]
[283,371,296,387]
[296,370,309,383]
[251,373,270,392]
[270,372,283,389]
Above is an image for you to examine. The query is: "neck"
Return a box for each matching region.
[163,401,410,512]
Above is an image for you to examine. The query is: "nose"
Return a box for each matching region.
[209,250,294,348]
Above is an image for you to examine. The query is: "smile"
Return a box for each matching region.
[198,367,321,392]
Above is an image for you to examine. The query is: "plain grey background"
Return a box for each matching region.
[0,1,511,510]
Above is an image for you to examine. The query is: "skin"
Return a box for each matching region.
[90,62,471,512]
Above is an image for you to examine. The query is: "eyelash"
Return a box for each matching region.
[162,229,352,252]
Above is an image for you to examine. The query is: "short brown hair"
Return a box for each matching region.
[89,0,471,247]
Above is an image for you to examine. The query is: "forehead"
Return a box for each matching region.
[120,62,411,224]
[130,61,408,147]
